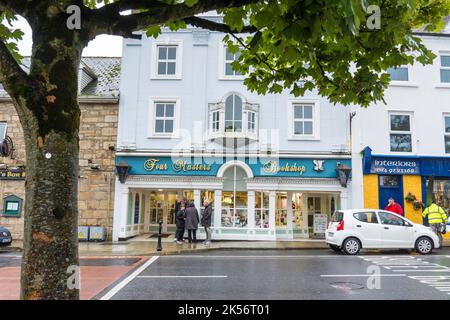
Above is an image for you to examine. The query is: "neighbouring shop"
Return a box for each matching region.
[362,147,450,238]
[112,155,352,241]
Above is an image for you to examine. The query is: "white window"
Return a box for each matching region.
[225,94,243,132]
[151,40,183,79]
[387,67,408,81]
[248,111,256,133]
[288,100,320,140]
[148,99,180,138]
[219,45,244,80]
[0,122,6,140]
[440,55,450,83]
[389,112,413,153]
[444,115,450,154]
[212,111,220,133]
[255,191,269,228]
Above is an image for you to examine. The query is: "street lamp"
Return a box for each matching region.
[115,161,131,184]
[336,163,352,188]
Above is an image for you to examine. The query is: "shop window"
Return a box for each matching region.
[389,113,413,152]
[255,191,269,228]
[221,166,248,228]
[444,115,450,154]
[134,194,140,224]
[379,175,399,187]
[292,193,305,228]
[149,192,164,224]
[431,179,450,215]
[276,192,288,227]
[440,55,450,83]
[353,212,378,224]
[387,67,408,81]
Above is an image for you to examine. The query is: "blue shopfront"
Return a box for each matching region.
[112,155,352,241]
[362,147,450,227]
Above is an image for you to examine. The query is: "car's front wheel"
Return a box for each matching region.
[415,237,433,255]
[342,237,361,255]
[329,244,341,253]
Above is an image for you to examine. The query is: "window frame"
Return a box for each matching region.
[388,111,414,153]
[444,113,450,154]
[150,40,183,80]
[148,98,181,138]
[218,44,245,80]
[0,122,7,140]
[378,211,412,227]
[440,54,450,84]
[288,99,320,140]
[353,211,379,224]
[387,66,409,82]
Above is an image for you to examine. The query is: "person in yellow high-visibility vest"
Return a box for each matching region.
[423,199,448,248]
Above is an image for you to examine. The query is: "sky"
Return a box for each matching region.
[12,16,123,57]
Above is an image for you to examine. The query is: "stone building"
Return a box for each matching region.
[0,57,121,243]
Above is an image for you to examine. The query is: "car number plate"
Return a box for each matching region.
[2,238,11,243]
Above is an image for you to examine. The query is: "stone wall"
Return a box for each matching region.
[0,100,118,243]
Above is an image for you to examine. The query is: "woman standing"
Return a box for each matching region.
[185,201,200,243]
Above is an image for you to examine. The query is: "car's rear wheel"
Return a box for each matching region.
[415,237,433,255]
[342,237,361,255]
[329,244,341,252]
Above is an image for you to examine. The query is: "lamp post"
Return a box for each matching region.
[115,161,131,184]
[336,163,352,188]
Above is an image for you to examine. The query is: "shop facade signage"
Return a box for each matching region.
[0,168,26,180]
[370,158,420,175]
[117,156,351,179]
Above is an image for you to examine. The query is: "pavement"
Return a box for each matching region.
[98,248,450,300]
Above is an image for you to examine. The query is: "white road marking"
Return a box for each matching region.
[161,255,357,259]
[0,255,22,258]
[320,274,406,277]
[99,256,159,300]
[137,275,228,278]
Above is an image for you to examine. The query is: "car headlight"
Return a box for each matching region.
[1,231,8,237]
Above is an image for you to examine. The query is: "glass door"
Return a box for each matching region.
[307,196,322,238]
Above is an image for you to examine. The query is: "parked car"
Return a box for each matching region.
[326,209,440,255]
[0,227,12,246]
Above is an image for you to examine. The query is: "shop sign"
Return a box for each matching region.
[370,159,420,175]
[117,156,351,179]
[313,214,328,234]
[0,168,26,180]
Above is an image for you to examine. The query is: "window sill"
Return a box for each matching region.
[288,136,320,141]
[389,81,418,88]
[435,83,450,89]
[218,76,245,81]
[150,76,182,80]
[147,135,180,139]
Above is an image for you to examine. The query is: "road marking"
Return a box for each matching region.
[320,274,406,277]
[162,255,355,259]
[137,275,228,278]
[0,255,22,258]
[99,256,159,300]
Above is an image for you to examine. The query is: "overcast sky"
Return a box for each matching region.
[12,16,123,57]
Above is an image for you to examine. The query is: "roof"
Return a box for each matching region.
[0,56,121,99]
[414,16,450,36]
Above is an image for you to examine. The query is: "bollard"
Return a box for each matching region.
[156,220,162,252]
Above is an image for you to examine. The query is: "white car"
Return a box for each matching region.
[326,209,440,255]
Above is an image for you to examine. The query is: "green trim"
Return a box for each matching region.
[220,229,248,234]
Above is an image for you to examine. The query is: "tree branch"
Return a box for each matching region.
[87,0,260,39]
[183,16,257,33]
[0,39,32,101]
[0,0,28,15]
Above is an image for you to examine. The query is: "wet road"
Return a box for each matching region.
[98,248,450,300]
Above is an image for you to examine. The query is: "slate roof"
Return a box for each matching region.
[0,57,121,98]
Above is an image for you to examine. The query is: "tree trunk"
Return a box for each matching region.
[17,12,85,299]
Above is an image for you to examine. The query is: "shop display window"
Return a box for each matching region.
[255,191,269,228]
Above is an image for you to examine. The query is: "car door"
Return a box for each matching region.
[377,211,414,248]
[351,211,382,248]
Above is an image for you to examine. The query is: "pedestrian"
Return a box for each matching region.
[385,197,403,216]
[185,201,200,243]
[175,204,186,244]
[423,199,448,248]
[201,199,212,245]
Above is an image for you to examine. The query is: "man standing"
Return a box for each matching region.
[385,197,403,216]
[201,199,212,245]
[185,201,200,243]
[423,199,448,248]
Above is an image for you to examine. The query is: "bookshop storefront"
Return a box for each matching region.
[112,155,352,241]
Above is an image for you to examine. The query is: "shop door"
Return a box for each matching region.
[307,197,325,238]
[378,175,404,214]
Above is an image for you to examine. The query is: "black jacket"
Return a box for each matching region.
[176,209,186,228]
[201,204,212,227]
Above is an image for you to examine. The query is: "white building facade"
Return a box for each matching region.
[351,32,450,231]
[112,16,353,241]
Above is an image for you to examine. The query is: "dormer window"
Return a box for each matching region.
[208,93,259,143]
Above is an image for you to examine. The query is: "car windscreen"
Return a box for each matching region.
[331,211,344,222]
